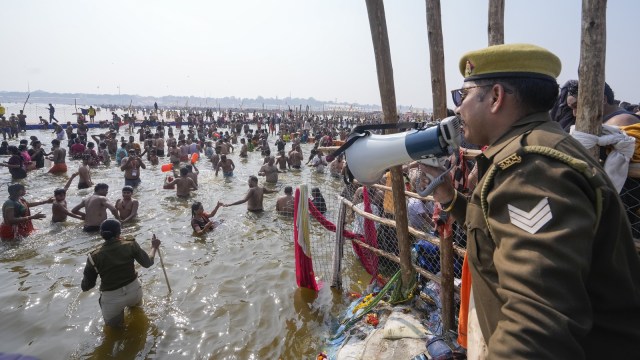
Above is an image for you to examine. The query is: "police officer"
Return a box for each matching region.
[81,219,160,327]
[423,44,640,358]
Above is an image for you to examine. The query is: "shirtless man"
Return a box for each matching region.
[51,173,84,223]
[120,153,146,187]
[239,138,248,158]
[155,133,165,157]
[72,183,119,232]
[219,139,233,155]
[215,154,235,177]
[115,186,139,223]
[329,154,345,178]
[275,186,295,215]
[78,155,94,189]
[164,167,197,198]
[275,150,289,171]
[48,139,68,173]
[186,164,199,187]
[222,175,277,212]
[288,145,303,169]
[258,156,280,184]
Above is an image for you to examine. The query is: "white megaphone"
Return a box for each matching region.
[345,116,461,185]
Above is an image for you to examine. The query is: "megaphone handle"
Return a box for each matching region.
[416,167,452,197]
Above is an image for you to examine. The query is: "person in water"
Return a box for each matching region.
[80,219,160,327]
[1,184,50,241]
[190,201,223,235]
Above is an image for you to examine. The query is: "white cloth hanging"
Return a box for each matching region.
[570,124,636,193]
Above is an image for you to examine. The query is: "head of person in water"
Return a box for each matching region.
[94,183,109,196]
[191,201,204,218]
[53,187,68,202]
[284,186,293,195]
[100,219,121,241]
[8,183,25,199]
[180,167,189,177]
[122,186,134,200]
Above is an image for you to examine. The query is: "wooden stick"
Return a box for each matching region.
[153,234,172,293]
[22,93,30,112]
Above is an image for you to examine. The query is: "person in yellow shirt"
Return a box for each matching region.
[88,106,97,123]
[0,103,6,118]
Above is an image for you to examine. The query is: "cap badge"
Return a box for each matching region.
[465,60,475,77]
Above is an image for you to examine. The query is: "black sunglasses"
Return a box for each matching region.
[450,85,494,107]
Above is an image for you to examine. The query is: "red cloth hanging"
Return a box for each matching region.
[293,188,321,291]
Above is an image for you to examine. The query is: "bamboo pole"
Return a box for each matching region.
[331,200,347,289]
[426,0,455,332]
[576,0,607,158]
[488,0,505,46]
[365,0,414,292]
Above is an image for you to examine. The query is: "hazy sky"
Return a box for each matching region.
[2,0,638,109]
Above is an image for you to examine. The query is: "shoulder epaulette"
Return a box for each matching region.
[482,145,604,238]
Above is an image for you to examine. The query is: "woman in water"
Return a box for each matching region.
[1,184,50,241]
[191,201,223,235]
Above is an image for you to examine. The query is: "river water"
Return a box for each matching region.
[0,113,370,359]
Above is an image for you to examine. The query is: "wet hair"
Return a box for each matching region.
[191,201,203,217]
[51,139,60,146]
[249,175,258,183]
[8,183,25,197]
[311,187,322,197]
[180,167,189,176]
[54,188,66,196]
[122,186,134,193]
[284,186,293,195]
[19,139,28,145]
[100,219,121,240]
[87,142,95,148]
[94,183,109,192]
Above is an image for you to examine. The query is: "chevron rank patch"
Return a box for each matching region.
[507,197,552,234]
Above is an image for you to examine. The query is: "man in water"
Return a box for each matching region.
[120,153,145,187]
[215,154,235,177]
[48,139,67,174]
[164,167,197,198]
[80,219,160,327]
[71,183,119,232]
[275,186,295,215]
[77,155,93,189]
[51,173,84,223]
[222,175,277,212]
[258,156,280,184]
[115,186,138,223]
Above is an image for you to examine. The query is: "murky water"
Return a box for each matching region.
[0,122,369,359]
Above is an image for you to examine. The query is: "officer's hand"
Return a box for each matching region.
[418,163,455,204]
[151,234,161,249]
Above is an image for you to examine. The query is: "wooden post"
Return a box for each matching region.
[425,0,455,333]
[576,0,607,158]
[365,0,414,291]
[426,0,448,121]
[488,0,505,46]
[331,200,347,289]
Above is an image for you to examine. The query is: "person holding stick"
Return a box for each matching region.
[80,219,161,327]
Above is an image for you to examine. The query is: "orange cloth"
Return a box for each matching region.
[48,163,68,173]
[457,253,471,348]
[621,123,640,163]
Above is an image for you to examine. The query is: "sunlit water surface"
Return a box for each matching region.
[0,123,369,359]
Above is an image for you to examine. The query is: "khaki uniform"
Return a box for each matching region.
[450,112,640,358]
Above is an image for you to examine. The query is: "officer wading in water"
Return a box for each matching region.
[421,43,640,358]
[81,219,161,327]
